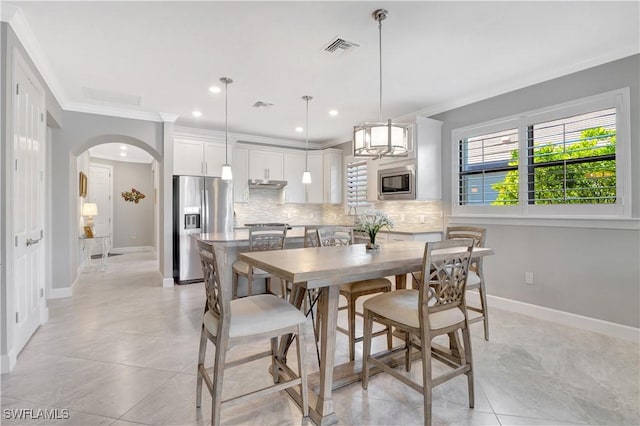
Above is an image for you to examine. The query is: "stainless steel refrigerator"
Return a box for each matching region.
[173,176,233,284]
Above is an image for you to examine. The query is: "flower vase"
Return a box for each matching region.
[366,233,379,250]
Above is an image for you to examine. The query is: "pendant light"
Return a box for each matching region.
[302,95,313,184]
[220,77,233,181]
[353,9,410,159]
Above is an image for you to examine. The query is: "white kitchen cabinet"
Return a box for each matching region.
[249,150,284,181]
[322,149,342,204]
[306,152,324,204]
[173,139,205,176]
[283,152,306,203]
[203,143,230,177]
[173,138,231,178]
[378,231,442,246]
[233,148,249,203]
[414,117,443,200]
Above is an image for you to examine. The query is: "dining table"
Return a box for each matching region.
[238,240,494,426]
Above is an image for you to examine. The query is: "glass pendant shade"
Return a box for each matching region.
[302,170,312,184]
[353,119,410,158]
[221,164,233,181]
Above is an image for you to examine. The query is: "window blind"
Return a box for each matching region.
[346,160,370,212]
[527,108,616,205]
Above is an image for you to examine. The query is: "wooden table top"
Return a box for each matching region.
[238,241,493,289]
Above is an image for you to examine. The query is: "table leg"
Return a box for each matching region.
[316,284,339,424]
[395,273,407,290]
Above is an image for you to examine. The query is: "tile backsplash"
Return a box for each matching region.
[235,189,443,231]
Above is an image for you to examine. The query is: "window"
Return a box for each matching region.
[346,159,370,214]
[452,89,630,218]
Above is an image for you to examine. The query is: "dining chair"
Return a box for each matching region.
[362,238,475,426]
[232,225,287,298]
[411,226,489,340]
[195,240,308,426]
[317,226,393,362]
[445,226,488,340]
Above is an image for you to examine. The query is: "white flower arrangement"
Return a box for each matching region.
[354,210,394,246]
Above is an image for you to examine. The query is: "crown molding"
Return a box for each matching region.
[1,4,67,109]
[398,46,640,121]
[65,102,164,122]
[158,113,179,123]
[173,125,324,150]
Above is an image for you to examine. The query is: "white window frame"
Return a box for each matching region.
[451,88,631,219]
[344,155,371,215]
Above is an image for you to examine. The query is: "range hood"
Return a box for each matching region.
[248,179,287,190]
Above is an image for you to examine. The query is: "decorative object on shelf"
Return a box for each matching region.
[81,202,98,234]
[302,95,313,184]
[353,9,410,159]
[220,77,233,181]
[79,172,88,197]
[121,188,146,203]
[354,210,394,250]
[83,226,94,238]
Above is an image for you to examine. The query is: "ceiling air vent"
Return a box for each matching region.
[323,37,360,53]
[253,101,274,108]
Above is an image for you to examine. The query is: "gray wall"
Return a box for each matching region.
[432,54,640,327]
[91,158,154,248]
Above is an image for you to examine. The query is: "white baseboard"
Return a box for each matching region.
[48,287,72,299]
[487,295,640,342]
[1,349,16,374]
[162,277,174,288]
[111,246,154,254]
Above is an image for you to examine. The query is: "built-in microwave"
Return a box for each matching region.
[378,164,416,200]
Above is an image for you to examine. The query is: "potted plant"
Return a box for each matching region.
[354,210,394,250]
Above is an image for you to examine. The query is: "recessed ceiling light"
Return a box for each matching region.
[295,127,304,132]
[120,152,127,157]
[209,86,221,94]
[192,110,202,117]
[329,109,339,116]
[120,145,127,150]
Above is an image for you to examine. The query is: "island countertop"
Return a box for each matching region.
[196,227,307,246]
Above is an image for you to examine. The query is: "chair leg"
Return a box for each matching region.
[462,326,475,409]
[347,296,357,362]
[196,325,207,407]
[232,272,239,299]
[210,338,227,426]
[405,331,412,372]
[420,331,433,426]
[478,281,489,341]
[362,309,373,390]
[270,337,280,383]
[296,323,309,417]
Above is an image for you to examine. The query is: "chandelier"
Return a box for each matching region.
[353,9,410,159]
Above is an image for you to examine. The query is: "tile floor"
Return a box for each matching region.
[1,251,638,425]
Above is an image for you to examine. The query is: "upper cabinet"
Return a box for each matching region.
[322,149,342,204]
[173,138,232,178]
[306,152,324,204]
[249,150,284,181]
[283,152,306,203]
[233,148,249,203]
[414,117,442,200]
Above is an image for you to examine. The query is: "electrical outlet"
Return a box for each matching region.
[525,271,534,285]
[419,215,426,223]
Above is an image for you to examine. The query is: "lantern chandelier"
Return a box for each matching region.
[353,9,410,159]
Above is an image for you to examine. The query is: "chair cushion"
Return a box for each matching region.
[363,289,465,331]
[232,260,269,276]
[203,294,306,338]
[340,278,391,294]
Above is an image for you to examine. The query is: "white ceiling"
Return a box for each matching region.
[88,143,154,164]
[7,1,640,145]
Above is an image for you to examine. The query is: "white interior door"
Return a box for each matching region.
[12,50,46,355]
[89,163,113,249]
